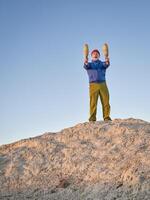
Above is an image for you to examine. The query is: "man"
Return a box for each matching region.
[84,49,112,121]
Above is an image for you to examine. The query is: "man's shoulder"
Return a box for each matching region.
[99,60,104,64]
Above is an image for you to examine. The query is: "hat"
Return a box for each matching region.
[91,49,100,56]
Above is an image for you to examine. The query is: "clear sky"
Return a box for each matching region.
[0,0,150,145]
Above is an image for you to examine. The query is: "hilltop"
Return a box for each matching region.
[0,118,150,200]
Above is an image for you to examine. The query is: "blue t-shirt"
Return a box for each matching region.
[83,60,110,83]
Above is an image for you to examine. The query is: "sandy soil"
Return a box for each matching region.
[0,118,150,199]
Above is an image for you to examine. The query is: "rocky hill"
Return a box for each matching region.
[0,118,150,200]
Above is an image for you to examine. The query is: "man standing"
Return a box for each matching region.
[84,49,112,122]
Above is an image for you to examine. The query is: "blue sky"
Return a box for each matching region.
[0,0,150,145]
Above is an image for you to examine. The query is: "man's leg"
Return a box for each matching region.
[89,83,99,121]
[99,82,111,120]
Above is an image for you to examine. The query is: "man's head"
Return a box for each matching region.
[91,49,100,61]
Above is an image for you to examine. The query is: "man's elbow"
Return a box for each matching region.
[106,62,110,68]
[83,63,90,69]
[83,64,87,70]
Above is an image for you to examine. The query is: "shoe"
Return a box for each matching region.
[104,117,112,121]
[89,120,96,122]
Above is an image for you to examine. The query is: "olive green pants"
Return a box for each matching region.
[89,82,111,121]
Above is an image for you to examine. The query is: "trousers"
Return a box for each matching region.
[89,82,111,121]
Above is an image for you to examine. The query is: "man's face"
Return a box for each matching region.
[91,52,100,61]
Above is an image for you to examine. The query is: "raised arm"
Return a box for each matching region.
[102,57,110,68]
[83,58,91,70]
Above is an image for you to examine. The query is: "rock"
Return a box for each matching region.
[0,118,150,199]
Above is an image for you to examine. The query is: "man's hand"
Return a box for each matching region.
[84,57,88,65]
[105,57,110,65]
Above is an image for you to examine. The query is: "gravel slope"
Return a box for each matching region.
[0,118,150,200]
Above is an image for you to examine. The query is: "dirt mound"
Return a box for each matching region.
[0,118,150,199]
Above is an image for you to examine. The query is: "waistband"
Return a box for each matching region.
[89,80,106,84]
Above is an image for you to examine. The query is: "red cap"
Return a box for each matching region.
[91,49,100,56]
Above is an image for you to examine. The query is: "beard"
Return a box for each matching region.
[92,57,99,61]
